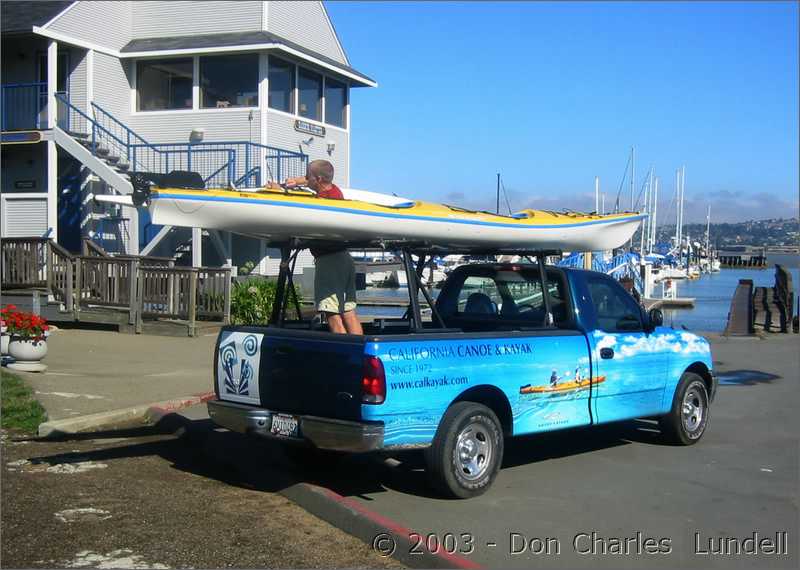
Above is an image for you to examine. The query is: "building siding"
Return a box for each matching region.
[68,47,87,113]
[128,110,260,144]
[48,1,133,52]
[266,110,349,186]
[132,1,262,38]
[267,1,347,65]
[92,52,131,124]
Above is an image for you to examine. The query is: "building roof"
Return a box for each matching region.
[120,30,376,87]
[1,1,73,33]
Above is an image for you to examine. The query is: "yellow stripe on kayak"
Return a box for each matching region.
[155,187,639,227]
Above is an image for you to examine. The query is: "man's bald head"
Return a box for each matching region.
[307,160,334,184]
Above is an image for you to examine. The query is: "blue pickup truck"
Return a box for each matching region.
[208,257,716,498]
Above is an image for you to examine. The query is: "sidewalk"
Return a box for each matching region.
[9,327,218,432]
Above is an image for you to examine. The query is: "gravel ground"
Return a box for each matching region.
[1,426,404,569]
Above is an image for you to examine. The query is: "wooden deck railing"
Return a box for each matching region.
[1,237,231,332]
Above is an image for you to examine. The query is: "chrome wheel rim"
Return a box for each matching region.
[681,384,706,435]
[455,422,493,481]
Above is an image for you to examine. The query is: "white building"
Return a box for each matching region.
[1,0,375,274]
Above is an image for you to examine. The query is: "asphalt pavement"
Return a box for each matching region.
[6,327,798,568]
[174,333,798,569]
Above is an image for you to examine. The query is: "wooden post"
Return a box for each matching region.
[128,258,138,325]
[188,270,198,336]
[74,258,82,320]
[223,268,232,324]
[135,264,144,334]
[45,241,53,294]
[65,258,74,314]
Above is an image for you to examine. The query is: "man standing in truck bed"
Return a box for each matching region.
[285,160,363,335]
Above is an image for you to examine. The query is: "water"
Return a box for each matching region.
[661,266,799,333]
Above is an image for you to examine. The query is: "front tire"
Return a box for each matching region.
[659,372,710,445]
[425,402,504,499]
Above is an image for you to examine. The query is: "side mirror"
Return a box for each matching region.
[648,308,664,328]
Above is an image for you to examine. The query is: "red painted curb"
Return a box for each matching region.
[309,484,484,569]
[146,391,216,422]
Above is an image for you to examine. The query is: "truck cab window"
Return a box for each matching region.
[586,277,643,332]
[439,267,571,329]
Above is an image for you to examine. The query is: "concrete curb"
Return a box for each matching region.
[281,482,483,569]
[37,391,216,438]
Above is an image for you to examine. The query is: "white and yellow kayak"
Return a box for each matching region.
[104,184,645,251]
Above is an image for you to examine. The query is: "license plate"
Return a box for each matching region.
[270,414,299,438]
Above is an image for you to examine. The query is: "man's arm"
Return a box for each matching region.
[285,176,308,187]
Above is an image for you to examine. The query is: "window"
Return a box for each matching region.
[137,58,192,111]
[458,276,500,315]
[325,77,347,127]
[200,53,258,108]
[298,68,322,121]
[268,57,295,113]
[439,268,570,328]
[586,277,643,332]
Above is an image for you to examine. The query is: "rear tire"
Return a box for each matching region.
[659,372,710,445]
[425,402,504,499]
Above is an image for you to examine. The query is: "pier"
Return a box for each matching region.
[718,245,768,268]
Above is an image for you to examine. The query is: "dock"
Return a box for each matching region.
[646,297,696,309]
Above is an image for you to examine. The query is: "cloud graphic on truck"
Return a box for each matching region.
[592,330,710,360]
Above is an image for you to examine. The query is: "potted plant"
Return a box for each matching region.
[1,305,49,363]
[1,316,8,356]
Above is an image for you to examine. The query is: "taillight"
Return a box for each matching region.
[361,355,386,404]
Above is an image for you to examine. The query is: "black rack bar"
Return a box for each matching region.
[537,253,554,327]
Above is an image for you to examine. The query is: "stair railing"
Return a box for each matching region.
[57,96,307,188]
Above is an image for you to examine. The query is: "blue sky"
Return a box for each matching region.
[326,1,799,223]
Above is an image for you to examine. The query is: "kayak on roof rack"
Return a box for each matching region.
[97,173,645,252]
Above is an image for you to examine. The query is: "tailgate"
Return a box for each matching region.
[215,326,366,421]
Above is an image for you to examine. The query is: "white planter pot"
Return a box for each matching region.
[1,325,8,356]
[8,337,48,362]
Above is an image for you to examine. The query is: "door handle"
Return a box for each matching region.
[600,347,614,359]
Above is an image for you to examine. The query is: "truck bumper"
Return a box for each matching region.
[206,399,384,453]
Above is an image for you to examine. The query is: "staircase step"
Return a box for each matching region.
[69,131,90,140]
[115,162,130,172]
[105,155,120,164]
[96,146,110,156]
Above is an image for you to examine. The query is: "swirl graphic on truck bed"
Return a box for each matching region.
[220,335,258,396]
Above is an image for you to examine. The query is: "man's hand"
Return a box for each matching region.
[285,176,307,188]
[266,181,282,190]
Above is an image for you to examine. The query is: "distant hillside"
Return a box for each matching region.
[653,218,799,248]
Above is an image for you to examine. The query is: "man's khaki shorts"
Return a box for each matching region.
[314,250,357,314]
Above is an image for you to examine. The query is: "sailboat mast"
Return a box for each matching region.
[595,176,600,213]
[640,169,650,254]
[630,146,636,211]
[496,173,500,215]
[649,174,659,253]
